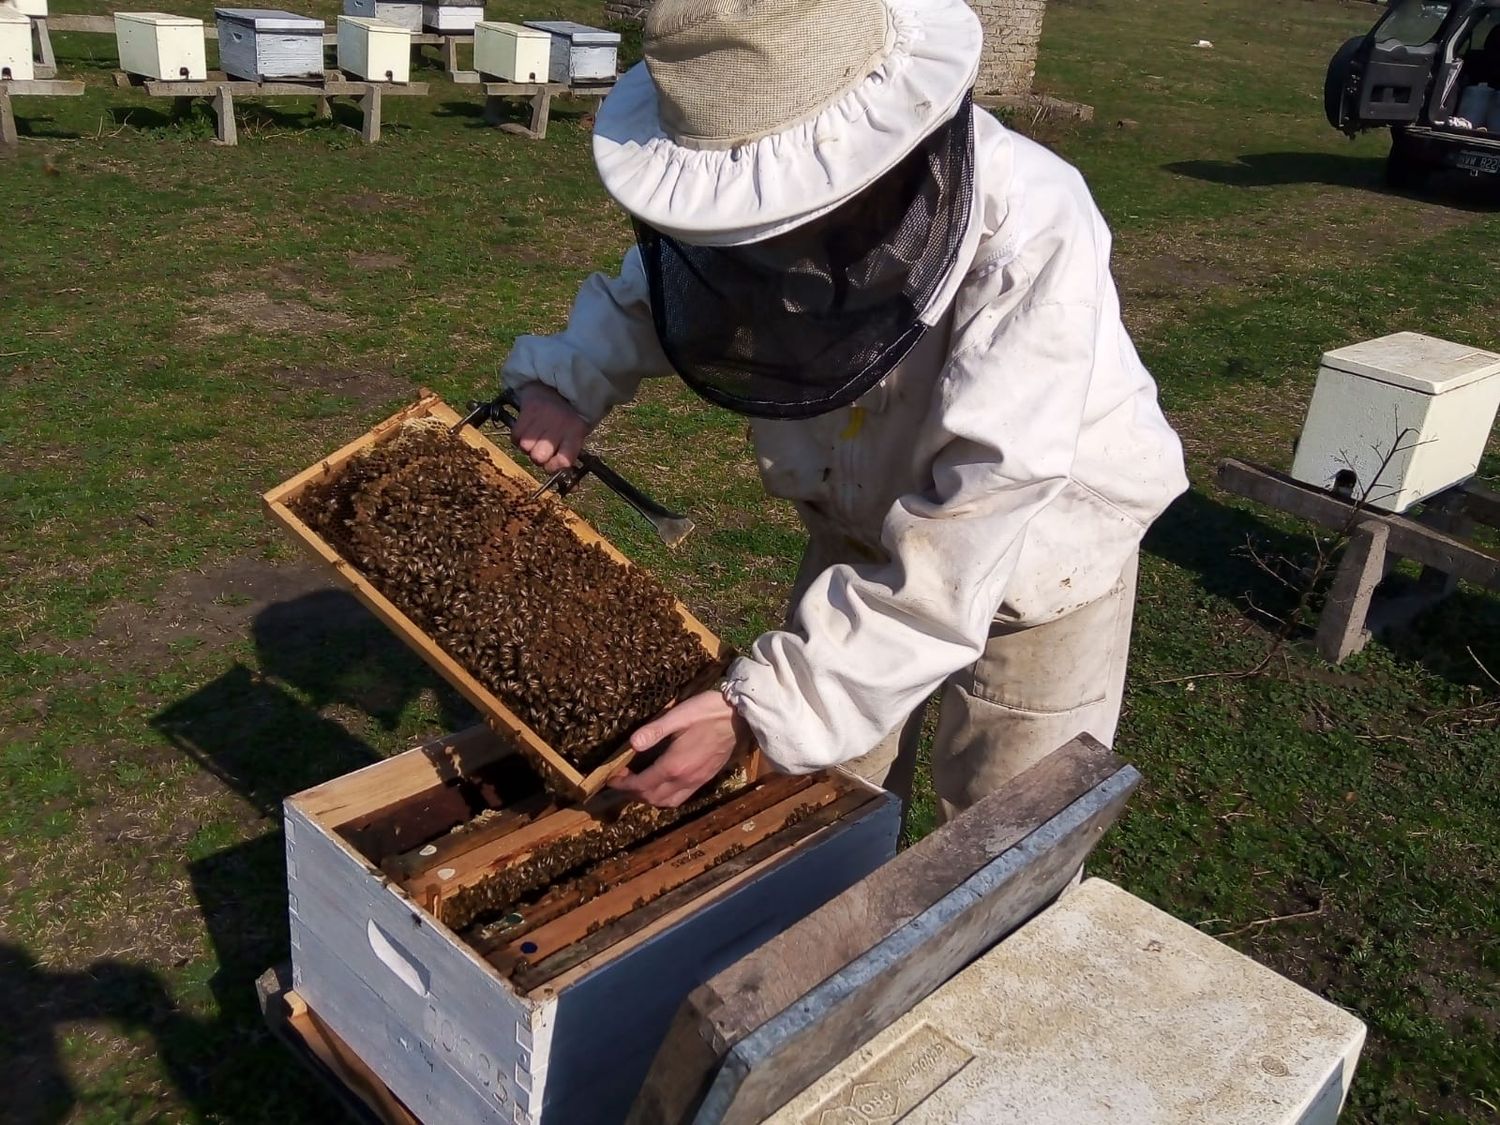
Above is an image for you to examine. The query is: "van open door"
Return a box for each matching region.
[1355,0,1453,124]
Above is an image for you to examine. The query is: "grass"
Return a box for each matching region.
[1,0,1497,1120]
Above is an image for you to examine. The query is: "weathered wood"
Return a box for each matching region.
[360,82,381,142]
[139,73,429,97]
[1315,519,1389,664]
[264,392,732,800]
[212,83,236,145]
[1460,481,1500,530]
[30,16,55,77]
[0,78,84,94]
[630,735,1141,1125]
[1218,459,1500,590]
[0,91,13,145]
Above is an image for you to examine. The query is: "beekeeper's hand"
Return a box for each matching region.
[610,691,752,808]
[513,384,591,473]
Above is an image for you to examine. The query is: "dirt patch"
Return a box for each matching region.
[183,290,353,339]
[268,364,414,410]
[289,420,717,774]
[346,251,407,271]
[340,190,411,214]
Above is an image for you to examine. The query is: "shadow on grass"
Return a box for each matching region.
[1166,150,1500,208]
[12,113,82,141]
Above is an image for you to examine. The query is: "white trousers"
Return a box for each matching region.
[791,544,1139,824]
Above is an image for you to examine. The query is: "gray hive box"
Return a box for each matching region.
[523,20,618,84]
[343,0,422,34]
[214,8,326,81]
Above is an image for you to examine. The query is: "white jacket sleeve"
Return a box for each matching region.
[723,291,1105,773]
[500,246,672,424]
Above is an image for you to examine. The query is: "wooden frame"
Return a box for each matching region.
[284,725,900,1123]
[264,391,732,800]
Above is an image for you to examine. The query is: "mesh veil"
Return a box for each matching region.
[636,94,976,420]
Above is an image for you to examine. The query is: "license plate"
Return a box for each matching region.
[1455,150,1500,175]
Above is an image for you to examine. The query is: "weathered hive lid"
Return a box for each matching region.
[477,19,548,38]
[1322,331,1500,395]
[0,7,30,24]
[115,11,205,26]
[214,7,325,31]
[524,19,619,45]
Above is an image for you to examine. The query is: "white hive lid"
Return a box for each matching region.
[524,19,619,44]
[214,7,325,31]
[0,7,30,24]
[338,14,403,30]
[478,19,547,37]
[1322,331,1500,394]
[115,11,204,25]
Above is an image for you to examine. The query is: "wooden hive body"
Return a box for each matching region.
[473,21,549,83]
[214,7,325,81]
[523,20,618,84]
[263,392,731,801]
[337,14,410,82]
[343,0,422,34]
[0,7,34,82]
[285,726,899,1123]
[421,0,482,35]
[114,12,208,81]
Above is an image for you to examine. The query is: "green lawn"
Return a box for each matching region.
[2,0,1498,1121]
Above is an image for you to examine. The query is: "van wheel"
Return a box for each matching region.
[1385,134,1428,190]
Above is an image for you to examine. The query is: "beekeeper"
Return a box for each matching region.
[501,0,1189,812]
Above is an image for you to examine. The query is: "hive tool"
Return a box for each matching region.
[452,389,696,549]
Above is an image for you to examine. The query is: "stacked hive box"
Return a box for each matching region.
[422,0,481,34]
[114,12,208,81]
[343,0,421,33]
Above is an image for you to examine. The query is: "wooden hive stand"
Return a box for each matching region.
[111,67,428,145]
[449,71,613,140]
[1218,459,1500,663]
[28,12,55,78]
[0,78,84,146]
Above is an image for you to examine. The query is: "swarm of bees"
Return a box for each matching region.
[291,420,717,773]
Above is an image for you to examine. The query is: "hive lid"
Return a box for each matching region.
[338,13,406,31]
[524,19,619,45]
[214,7,325,30]
[1322,331,1500,394]
[476,19,548,37]
[0,6,30,24]
[115,11,204,26]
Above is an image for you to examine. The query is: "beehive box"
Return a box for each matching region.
[523,19,617,84]
[343,0,421,33]
[1291,332,1500,513]
[286,724,899,1124]
[473,20,548,83]
[114,12,208,81]
[337,14,409,82]
[264,393,728,801]
[422,0,481,34]
[214,7,325,81]
[0,6,34,81]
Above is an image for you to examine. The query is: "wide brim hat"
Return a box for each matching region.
[593,0,982,247]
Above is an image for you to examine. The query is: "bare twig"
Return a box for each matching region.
[1213,904,1324,940]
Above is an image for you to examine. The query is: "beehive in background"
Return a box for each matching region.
[421,0,481,34]
[473,21,549,83]
[0,7,34,81]
[337,14,410,82]
[114,13,208,81]
[342,0,420,33]
[1291,332,1500,513]
[523,20,618,84]
[214,7,325,81]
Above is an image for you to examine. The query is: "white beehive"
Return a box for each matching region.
[771,880,1368,1125]
[523,19,618,84]
[342,0,420,33]
[421,0,481,34]
[114,13,208,81]
[473,20,549,83]
[284,727,899,1125]
[5,0,46,18]
[214,8,325,81]
[0,6,33,81]
[337,15,409,82]
[1292,332,1500,513]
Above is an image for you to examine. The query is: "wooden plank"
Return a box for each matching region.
[630,735,1140,1125]
[360,82,380,142]
[264,392,731,801]
[487,779,845,976]
[464,774,814,955]
[257,965,417,1125]
[1315,519,1389,664]
[212,83,236,145]
[513,791,877,994]
[1460,480,1500,530]
[0,92,13,146]
[0,78,84,94]
[1217,459,1500,590]
[140,76,429,96]
[381,790,557,881]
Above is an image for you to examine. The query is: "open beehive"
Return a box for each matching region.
[264,392,726,800]
[286,725,898,1123]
